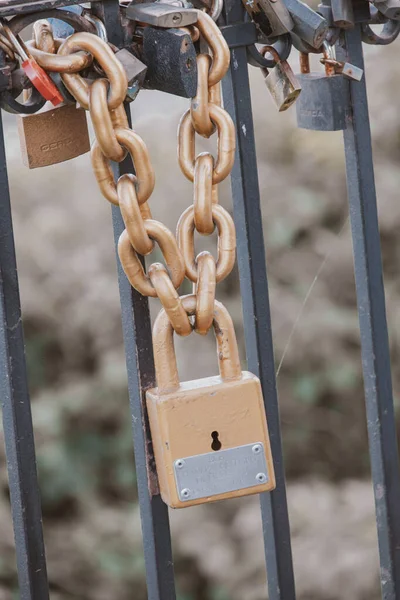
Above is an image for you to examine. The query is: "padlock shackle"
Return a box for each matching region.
[299,45,336,77]
[322,41,336,76]
[153,294,242,393]
[299,52,310,74]
[260,45,281,65]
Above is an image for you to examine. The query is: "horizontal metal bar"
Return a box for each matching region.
[220,21,258,47]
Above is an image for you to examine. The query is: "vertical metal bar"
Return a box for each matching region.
[93,3,176,598]
[0,113,49,600]
[341,25,400,599]
[221,2,296,598]
[112,207,176,600]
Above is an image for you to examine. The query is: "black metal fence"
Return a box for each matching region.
[0,0,399,598]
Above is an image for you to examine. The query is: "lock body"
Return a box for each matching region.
[284,0,328,48]
[264,61,301,111]
[147,371,275,508]
[295,72,349,130]
[243,0,294,39]
[18,102,90,168]
[372,0,400,19]
[142,27,197,98]
[331,0,355,28]
[126,2,198,27]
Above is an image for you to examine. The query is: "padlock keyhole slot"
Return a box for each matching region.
[211,431,222,451]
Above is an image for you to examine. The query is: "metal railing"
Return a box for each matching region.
[0,0,399,598]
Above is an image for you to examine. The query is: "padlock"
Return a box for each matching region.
[372,0,400,19]
[242,0,294,40]
[126,2,198,27]
[1,23,63,106]
[114,48,147,102]
[330,0,355,28]
[295,45,350,131]
[141,27,197,98]
[17,101,90,168]
[284,0,328,49]
[320,57,363,82]
[261,46,301,111]
[146,295,275,509]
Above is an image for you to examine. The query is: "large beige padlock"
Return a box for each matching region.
[147,295,275,509]
[17,101,90,169]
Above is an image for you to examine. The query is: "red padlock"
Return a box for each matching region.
[21,57,63,106]
[3,25,63,106]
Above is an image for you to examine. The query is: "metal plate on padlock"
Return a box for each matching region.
[174,442,269,502]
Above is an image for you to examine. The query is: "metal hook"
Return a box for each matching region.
[247,32,292,68]
[361,17,400,44]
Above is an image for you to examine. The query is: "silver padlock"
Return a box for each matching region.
[320,56,363,82]
[331,0,355,28]
[126,2,198,27]
[284,0,328,49]
[372,0,400,19]
[114,48,147,102]
[242,0,294,39]
[295,45,350,131]
[262,46,301,111]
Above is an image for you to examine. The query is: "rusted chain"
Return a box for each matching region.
[29,15,236,338]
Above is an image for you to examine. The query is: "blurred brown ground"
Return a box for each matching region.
[0,40,400,599]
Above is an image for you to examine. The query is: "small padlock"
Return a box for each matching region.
[295,44,350,131]
[146,295,275,509]
[242,0,294,40]
[1,23,63,106]
[320,57,363,82]
[261,46,301,111]
[284,0,328,49]
[372,0,400,20]
[126,2,198,27]
[141,27,197,98]
[114,48,147,102]
[330,0,355,28]
[17,101,90,168]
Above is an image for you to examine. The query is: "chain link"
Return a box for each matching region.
[24,12,236,337]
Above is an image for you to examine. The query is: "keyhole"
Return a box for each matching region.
[211,431,222,451]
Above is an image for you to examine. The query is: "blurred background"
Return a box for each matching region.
[0,31,399,600]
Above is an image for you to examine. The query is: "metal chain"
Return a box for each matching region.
[177,12,236,335]
[24,12,236,337]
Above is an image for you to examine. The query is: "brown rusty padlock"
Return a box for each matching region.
[17,101,90,169]
[17,19,90,169]
[147,295,275,509]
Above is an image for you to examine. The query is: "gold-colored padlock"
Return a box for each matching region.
[261,46,301,112]
[147,295,275,509]
[17,101,90,169]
